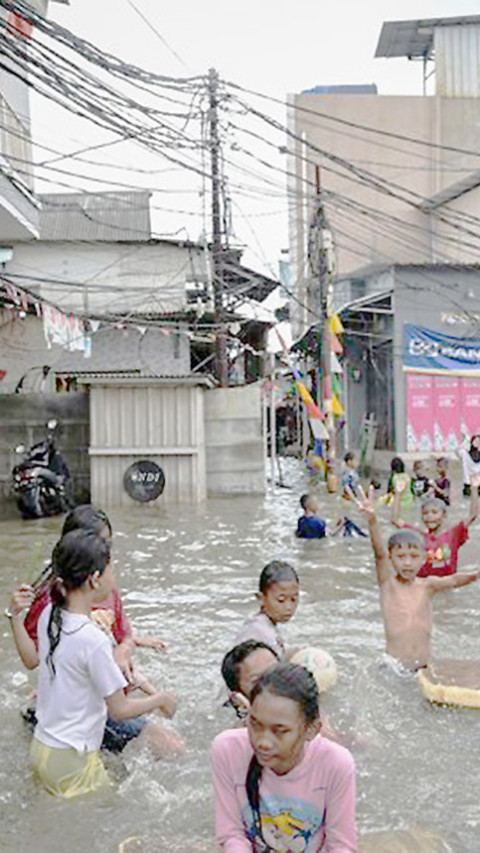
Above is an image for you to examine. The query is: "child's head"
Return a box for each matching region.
[47,530,113,675]
[247,663,320,777]
[413,460,425,476]
[390,456,405,474]
[436,457,448,477]
[221,640,279,699]
[61,504,112,545]
[387,529,425,581]
[420,496,447,532]
[258,561,299,624]
[344,451,356,469]
[300,493,321,515]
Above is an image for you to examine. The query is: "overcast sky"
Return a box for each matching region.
[29,0,480,283]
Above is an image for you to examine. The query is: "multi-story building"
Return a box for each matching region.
[288,14,480,339]
[288,15,480,456]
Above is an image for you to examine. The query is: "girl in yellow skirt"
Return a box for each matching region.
[13,529,176,798]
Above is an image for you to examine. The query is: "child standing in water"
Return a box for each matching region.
[296,494,327,539]
[234,562,299,659]
[391,474,480,577]
[211,663,356,852]
[14,529,176,798]
[341,451,360,498]
[357,492,479,670]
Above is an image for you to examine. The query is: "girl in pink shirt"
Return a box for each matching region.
[211,663,356,852]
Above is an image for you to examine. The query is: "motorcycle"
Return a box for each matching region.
[12,420,74,519]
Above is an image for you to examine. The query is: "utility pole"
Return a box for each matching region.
[208,67,228,386]
[315,165,337,492]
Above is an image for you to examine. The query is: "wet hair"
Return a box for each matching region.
[246,664,319,844]
[31,505,112,592]
[61,504,112,539]
[344,452,355,463]
[390,456,405,474]
[421,496,446,513]
[299,494,308,510]
[259,561,299,593]
[388,529,425,551]
[221,640,279,692]
[46,529,110,677]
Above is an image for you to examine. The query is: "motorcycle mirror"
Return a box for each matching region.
[47,419,58,431]
[15,444,25,453]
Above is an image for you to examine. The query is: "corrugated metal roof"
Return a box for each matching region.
[38,190,152,241]
[56,372,215,387]
[375,15,480,59]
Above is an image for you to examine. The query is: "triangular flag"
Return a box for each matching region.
[331,353,343,374]
[322,375,332,399]
[332,395,344,416]
[309,417,329,441]
[328,313,344,334]
[329,331,343,354]
[332,374,343,397]
[324,398,334,413]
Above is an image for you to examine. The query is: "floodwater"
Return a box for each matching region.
[1,459,480,852]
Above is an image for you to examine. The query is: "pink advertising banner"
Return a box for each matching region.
[460,377,480,437]
[407,373,480,451]
[406,373,434,452]
[433,375,460,452]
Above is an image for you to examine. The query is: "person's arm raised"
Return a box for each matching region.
[350,486,391,587]
[427,570,479,596]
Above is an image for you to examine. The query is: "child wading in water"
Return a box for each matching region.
[15,529,176,798]
[356,490,479,670]
[211,663,356,852]
[391,474,480,577]
[234,562,299,659]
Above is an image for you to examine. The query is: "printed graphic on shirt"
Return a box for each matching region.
[243,794,325,853]
[426,543,451,570]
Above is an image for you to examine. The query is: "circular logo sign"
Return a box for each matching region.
[123,460,165,502]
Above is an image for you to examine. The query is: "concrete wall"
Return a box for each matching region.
[0,392,89,512]
[204,383,265,495]
[5,240,211,316]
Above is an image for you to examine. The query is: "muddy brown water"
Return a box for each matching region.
[1,460,479,852]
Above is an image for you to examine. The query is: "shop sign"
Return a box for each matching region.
[404,324,480,371]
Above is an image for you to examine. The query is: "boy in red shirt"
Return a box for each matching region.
[391,474,480,577]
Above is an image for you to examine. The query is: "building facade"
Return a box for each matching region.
[287,15,480,341]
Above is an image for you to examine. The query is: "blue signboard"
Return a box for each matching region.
[404,324,480,371]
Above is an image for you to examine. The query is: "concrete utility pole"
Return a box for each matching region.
[315,165,337,492]
[208,67,228,386]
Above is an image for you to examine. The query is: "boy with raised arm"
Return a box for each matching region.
[390,473,480,577]
[356,490,479,671]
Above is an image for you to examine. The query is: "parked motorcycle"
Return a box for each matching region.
[12,420,74,519]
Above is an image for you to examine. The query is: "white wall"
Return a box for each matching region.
[5,240,210,316]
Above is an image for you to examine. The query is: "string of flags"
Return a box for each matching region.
[0,281,262,357]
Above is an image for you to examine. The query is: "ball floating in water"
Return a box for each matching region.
[290,647,338,694]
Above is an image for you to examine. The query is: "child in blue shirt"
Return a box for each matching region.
[296,493,327,539]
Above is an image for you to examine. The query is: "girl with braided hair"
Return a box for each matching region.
[15,529,176,798]
[211,663,356,852]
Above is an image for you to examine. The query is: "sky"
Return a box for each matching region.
[27,0,480,287]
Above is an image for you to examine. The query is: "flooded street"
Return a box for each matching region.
[1,459,480,852]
